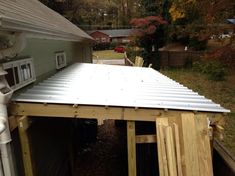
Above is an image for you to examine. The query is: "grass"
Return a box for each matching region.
[161,68,235,156]
[93,50,125,60]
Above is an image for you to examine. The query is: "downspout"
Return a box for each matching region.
[0,32,26,60]
[0,32,26,176]
[0,66,15,176]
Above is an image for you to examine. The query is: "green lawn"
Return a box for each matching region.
[161,69,235,156]
[93,50,124,60]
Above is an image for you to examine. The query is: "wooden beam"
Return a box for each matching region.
[165,126,177,176]
[195,115,213,176]
[18,116,34,176]
[181,113,200,176]
[172,123,183,176]
[127,121,136,176]
[156,117,169,176]
[135,134,156,144]
[8,116,18,131]
[9,102,222,122]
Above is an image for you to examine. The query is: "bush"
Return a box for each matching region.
[189,37,207,51]
[192,60,226,81]
[109,41,118,50]
[93,43,110,50]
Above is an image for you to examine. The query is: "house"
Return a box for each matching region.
[0,0,93,175]
[88,29,133,44]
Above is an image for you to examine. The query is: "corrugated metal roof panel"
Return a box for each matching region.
[12,63,230,113]
[0,0,93,41]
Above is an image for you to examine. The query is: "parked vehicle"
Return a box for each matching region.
[114,46,125,53]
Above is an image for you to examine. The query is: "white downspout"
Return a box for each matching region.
[0,67,16,176]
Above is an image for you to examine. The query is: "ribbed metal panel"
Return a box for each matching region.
[12,63,230,113]
[0,0,92,41]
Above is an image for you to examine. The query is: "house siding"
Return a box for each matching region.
[19,38,92,81]
[8,38,92,176]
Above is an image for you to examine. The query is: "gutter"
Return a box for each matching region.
[1,16,94,42]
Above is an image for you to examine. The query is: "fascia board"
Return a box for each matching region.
[0,17,91,42]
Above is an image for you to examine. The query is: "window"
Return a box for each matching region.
[55,52,67,69]
[101,37,107,42]
[2,58,36,90]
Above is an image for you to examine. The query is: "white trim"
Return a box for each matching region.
[55,52,67,69]
[2,58,36,91]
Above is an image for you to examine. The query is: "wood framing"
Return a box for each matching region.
[181,113,200,176]
[127,121,136,176]
[18,116,34,176]
[9,102,221,122]
[195,115,213,176]
[9,102,223,176]
[156,117,169,176]
[8,116,18,131]
[135,134,156,144]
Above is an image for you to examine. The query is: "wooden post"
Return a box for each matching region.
[18,116,34,176]
[127,121,136,176]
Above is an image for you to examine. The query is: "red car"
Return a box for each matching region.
[114,46,125,53]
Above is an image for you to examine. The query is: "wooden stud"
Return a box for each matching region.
[195,115,213,176]
[135,134,156,144]
[156,118,169,176]
[172,123,183,176]
[167,115,186,175]
[18,116,34,176]
[8,116,18,131]
[165,126,177,176]
[159,125,169,176]
[181,113,200,176]
[127,121,136,176]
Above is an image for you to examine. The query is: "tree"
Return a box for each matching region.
[169,0,235,46]
[130,16,168,69]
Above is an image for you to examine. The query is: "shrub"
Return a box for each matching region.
[192,60,226,81]
[109,41,118,50]
[189,37,207,51]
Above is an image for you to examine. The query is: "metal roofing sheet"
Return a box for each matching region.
[0,0,93,41]
[12,63,230,113]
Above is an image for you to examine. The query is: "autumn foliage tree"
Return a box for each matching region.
[169,0,235,70]
[130,16,168,69]
[169,0,234,46]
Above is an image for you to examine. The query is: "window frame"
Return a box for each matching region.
[2,58,36,90]
[55,51,67,69]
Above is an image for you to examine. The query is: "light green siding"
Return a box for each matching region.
[19,38,92,81]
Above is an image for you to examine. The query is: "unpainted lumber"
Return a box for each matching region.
[135,134,156,144]
[172,123,183,176]
[156,118,169,176]
[127,121,137,176]
[181,113,200,176]
[195,115,213,176]
[164,126,177,176]
[18,116,34,176]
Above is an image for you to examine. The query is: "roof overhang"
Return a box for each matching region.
[0,17,93,42]
[0,0,94,42]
